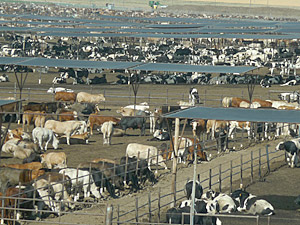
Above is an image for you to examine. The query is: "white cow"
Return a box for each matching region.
[124,102,149,112]
[47,87,74,93]
[126,143,167,172]
[32,127,59,151]
[59,168,101,201]
[101,121,115,145]
[45,120,87,145]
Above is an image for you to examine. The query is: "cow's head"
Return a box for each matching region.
[275,142,285,151]
[52,136,59,150]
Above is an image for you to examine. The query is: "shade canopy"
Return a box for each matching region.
[163,106,300,123]
[0,57,257,74]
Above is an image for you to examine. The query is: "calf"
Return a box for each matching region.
[40,152,67,169]
[276,139,300,168]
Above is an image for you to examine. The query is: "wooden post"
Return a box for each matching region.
[113,159,116,185]
[259,149,262,180]
[266,145,270,174]
[135,197,139,222]
[117,205,120,225]
[105,204,113,225]
[75,168,79,201]
[88,163,92,193]
[209,168,212,189]
[156,148,159,174]
[158,187,161,223]
[230,160,233,193]
[219,164,222,192]
[171,118,180,207]
[148,192,152,222]
[190,149,197,225]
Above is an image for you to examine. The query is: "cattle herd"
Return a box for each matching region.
[0,1,300,224]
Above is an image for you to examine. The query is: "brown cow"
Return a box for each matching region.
[222,97,250,108]
[251,98,273,108]
[55,92,77,102]
[34,111,47,128]
[165,136,207,163]
[58,110,78,121]
[87,114,120,135]
[191,119,206,139]
[2,162,43,170]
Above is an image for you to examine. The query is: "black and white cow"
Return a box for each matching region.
[231,189,275,216]
[0,74,9,82]
[202,190,237,213]
[184,180,203,200]
[189,87,200,105]
[147,129,170,141]
[276,139,300,168]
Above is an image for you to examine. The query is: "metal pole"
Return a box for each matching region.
[171,118,180,207]
[190,150,197,225]
[105,204,113,225]
[266,145,270,174]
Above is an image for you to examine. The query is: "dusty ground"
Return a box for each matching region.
[1,68,300,224]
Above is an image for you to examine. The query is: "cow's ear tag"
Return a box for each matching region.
[239,193,242,197]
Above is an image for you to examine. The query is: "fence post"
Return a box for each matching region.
[158,187,161,223]
[266,145,270,174]
[240,154,243,187]
[88,163,92,193]
[197,174,200,182]
[156,148,159,174]
[219,164,222,192]
[135,197,139,222]
[117,204,120,225]
[259,148,262,181]
[204,90,207,106]
[209,168,212,189]
[148,192,152,222]
[28,87,31,100]
[166,88,168,105]
[230,160,233,193]
[251,151,254,183]
[113,159,116,185]
[105,204,113,225]
[124,155,128,188]
[75,168,79,201]
[136,152,140,176]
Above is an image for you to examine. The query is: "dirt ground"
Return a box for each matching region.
[1,68,300,224]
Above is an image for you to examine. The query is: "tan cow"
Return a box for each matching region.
[45,120,87,145]
[206,120,228,140]
[76,92,105,103]
[34,111,47,128]
[116,107,138,116]
[40,152,67,169]
[22,110,41,132]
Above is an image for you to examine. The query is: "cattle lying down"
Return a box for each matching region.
[40,152,67,169]
[276,139,300,168]
[126,143,168,172]
[231,189,275,216]
[147,129,170,141]
[202,189,236,213]
[59,132,90,144]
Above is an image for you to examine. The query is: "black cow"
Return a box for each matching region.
[184,180,203,200]
[120,156,157,190]
[276,140,300,168]
[120,116,146,136]
[22,153,41,164]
